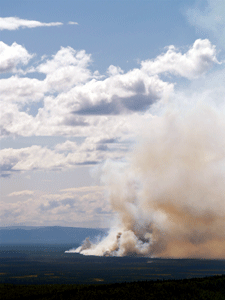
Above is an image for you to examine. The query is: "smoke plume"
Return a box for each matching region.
[68,97,225,258]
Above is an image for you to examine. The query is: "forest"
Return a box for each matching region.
[1,275,225,300]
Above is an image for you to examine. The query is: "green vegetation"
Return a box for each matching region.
[1,275,225,300]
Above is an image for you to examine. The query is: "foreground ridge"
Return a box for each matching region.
[1,275,225,300]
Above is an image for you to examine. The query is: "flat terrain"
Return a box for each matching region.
[0,244,225,285]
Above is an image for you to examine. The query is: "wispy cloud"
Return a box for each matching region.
[187,0,225,49]
[0,17,63,30]
[68,21,78,25]
[8,190,34,197]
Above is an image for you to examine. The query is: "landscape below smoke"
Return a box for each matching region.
[66,95,225,259]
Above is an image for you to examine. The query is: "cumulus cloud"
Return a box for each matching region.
[107,65,124,76]
[141,39,219,79]
[0,42,33,73]
[0,137,128,177]
[54,140,78,152]
[36,47,92,92]
[1,38,222,180]
[69,70,173,115]
[0,146,68,176]
[0,76,45,103]
[0,17,63,30]
[0,100,37,137]
[0,39,219,139]
[0,45,93,137]
[0,46,91,107]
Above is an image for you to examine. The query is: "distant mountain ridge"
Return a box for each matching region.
[0,226,107,244]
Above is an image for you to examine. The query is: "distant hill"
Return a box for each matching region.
[0,226,107,244]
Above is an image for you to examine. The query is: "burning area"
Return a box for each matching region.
[67,99,225,258]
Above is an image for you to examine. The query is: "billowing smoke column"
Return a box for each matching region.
[68,100,225,258]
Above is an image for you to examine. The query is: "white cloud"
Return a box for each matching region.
[0,42,173,137]
[60,186,105,193]
[0,39,220,159]
[37,47,92,92]
[0,17,63,30]
[0,45,91,105]
[54,69,173,116]
[8,190,34,197]
[54,140,78,152]
[0,101,35,137]
[0,146,67,174]
[0,137,129,177]
[0,45,94,137]
[0,76,45,103]
[107,65,124,76]
[141,39,219,79]
[68,21,78,25]
[0,42,33,73]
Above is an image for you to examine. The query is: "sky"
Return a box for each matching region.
[1,0,225,229]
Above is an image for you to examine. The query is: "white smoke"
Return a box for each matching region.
[66,94,225,258]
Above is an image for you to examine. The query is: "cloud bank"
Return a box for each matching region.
[0,39,217,136]
[1,39,220,178]
[1,186,108,227]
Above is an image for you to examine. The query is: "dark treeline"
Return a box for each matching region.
[1,275,225,300]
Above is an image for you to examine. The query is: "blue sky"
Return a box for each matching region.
[1,0,225,229]
[1,0,198,72]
